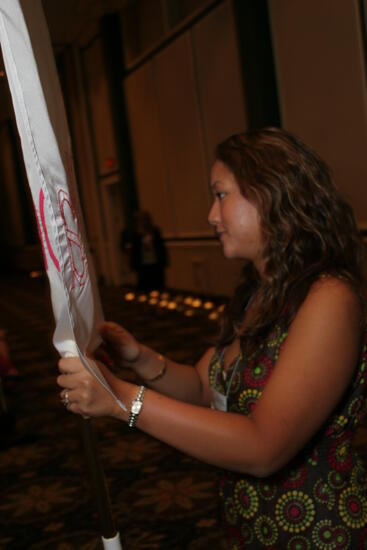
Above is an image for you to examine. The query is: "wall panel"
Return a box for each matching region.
[82,38,126,283]
[193,0,247,164]
[154,33,210,236]
[124,62,173,234]
[166,241,243,296]
[269,0,367,226]
[83,38,118,177]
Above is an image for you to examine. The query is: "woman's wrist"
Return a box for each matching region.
[132,345,167,382]
[110,378,135,421]
[143,355,166,382]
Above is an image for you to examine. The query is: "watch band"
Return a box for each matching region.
[128,385,146,428]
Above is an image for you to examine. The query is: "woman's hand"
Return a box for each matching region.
[57,356,124,419]
[96,322,141,368]
[96,322,158,380]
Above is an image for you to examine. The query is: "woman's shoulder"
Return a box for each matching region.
[310,273,361,301]
[297,273,364,331]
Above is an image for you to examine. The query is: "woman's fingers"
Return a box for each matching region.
[99,321,140,364]
[99,321,127,343]
[59,376,116,418]
[57,352,121,418]
[58,356,84,375]
[57,357,95,395]
[59,375,93,406]
[99,322,134,351]
[60,387,88,415]
[57,371,89,390]
[57,357,115,391]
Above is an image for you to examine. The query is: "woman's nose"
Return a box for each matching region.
[208,200,219,227]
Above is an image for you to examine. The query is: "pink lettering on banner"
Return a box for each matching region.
[33,197,48,270]
[39,189,60,272]
[58,189,87,288]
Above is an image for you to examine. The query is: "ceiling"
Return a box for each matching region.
[42,0,122,47]
[0,0,122,72]
[0,0,124,99]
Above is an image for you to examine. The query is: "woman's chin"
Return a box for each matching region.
[221,245,235,259]
[221,245,246,261]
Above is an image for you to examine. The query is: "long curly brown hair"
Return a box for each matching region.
[215,127,365,352]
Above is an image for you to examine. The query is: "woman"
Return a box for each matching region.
[57,128,367,548]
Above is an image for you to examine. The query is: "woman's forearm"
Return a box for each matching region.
[130,345,211,406]
[113,379,265,476]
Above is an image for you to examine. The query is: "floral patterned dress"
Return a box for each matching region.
[209,313,367,549]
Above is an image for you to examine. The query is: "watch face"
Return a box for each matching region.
[131,400,142,415]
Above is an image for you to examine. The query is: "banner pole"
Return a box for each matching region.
[79,417,122,549]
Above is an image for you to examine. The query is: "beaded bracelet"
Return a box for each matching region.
[143,355,167,383]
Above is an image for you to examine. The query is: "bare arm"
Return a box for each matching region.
[94,321,214,406]
[58,278,363,477]
[132,344,215,405]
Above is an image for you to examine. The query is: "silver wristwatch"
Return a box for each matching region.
[128,385,146,428]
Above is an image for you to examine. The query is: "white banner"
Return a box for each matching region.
[0,0,126,413]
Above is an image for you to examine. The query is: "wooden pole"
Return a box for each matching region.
[79,417,122,548]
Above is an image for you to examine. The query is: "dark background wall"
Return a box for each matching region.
[0,0,366,292]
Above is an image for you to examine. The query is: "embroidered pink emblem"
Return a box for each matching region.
[58,189,87,288]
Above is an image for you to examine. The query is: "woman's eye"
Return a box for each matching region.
[216,192,226,200]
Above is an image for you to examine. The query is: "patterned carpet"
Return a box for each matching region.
[1,274,367,550]
[0,274,227,550]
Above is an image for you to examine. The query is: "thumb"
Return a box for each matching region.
[99,322,128,345]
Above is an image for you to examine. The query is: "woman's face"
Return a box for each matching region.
[208,160,264,274]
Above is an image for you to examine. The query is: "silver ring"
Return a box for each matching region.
[62,390,69,407]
